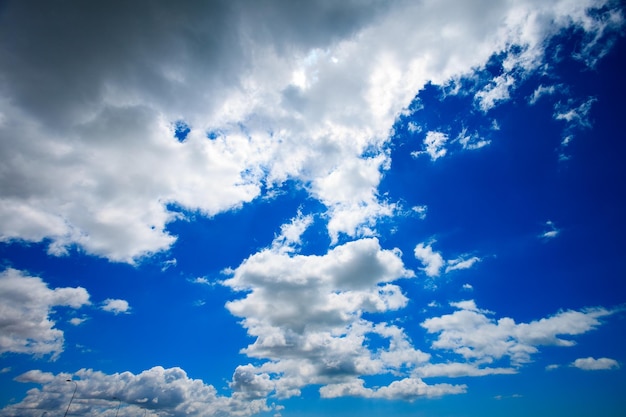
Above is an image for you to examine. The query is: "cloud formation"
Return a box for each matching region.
[101,299,131,315]
[0,268,90,358]
[414,242,482,277]
[0,0,621,262]
[4,366,272,417]
[571,357,620,370]
[422,300,614,366]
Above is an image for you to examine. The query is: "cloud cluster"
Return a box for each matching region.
[0,269,90,358]
[0,268,131,358]
[223,237,438,398]
[422,300,614,366]
[3,366,272,417]
[0,0,621,262]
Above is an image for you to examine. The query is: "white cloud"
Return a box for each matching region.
[412,205,428,220]
[445,256,482,273]
[319,377,466,401]
[475,74,516,112]
[528,84,558,105]
[458,130,491,151]
[414,362,516,378]
[413,131,449,161]
[0,0,621,262]
[222,238,432,399]
[101,299,131,315]
[554,97,597,128]
[540,220,560,240]
[415,243,481,277]
[414,242,445,277]
[0,268,90,358]
[69,317,88,326]
[271,211,314,253]
[571,357,620,371]
[422,300,614,366]
[4,366,275,417]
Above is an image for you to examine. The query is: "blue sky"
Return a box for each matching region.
[0,1,625,416]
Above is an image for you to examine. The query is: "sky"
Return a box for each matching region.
[0,0,625,416]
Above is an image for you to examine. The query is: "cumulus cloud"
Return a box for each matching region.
[101,299,131,315]
[0,0,620,262]
[571,357,620,370]
[0,268,90,358]
[422,300,614,366]
[222,238,430,398]
[3,366,274,417]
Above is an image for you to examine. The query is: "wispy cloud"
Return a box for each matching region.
[414,243,482,277]
[540,220,560,240]
[528,84,558,105]
[445,256,482,273]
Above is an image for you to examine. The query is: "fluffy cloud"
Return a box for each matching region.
[571,357,620,371]
[0,268,90,358]
[101,299,131,315]
[0,0,621,262]
[422,300,614,366]
[414,242,445,277]
[2,366,273,417]
[223,237,430,398]
[319,377,466,400]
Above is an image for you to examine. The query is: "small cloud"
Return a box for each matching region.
[457,129,490,151]
[545,364,560,371]
[445,256,481,273]
[161,258,177,271]
[407,121,422,133]
[554,97,597,129]
[69,317,88,326]
[193,299,206,307]
[101,299,131,315]
[414,242,445,277]
[462,283,473,291]
[412,131,449,161]
[412,205,428,220]
[0,367,11,374]
[571,357,619,371]
[191,276,215,286]
[540,220,560,240]
[528,84,557,105]
[494,393,523,400]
